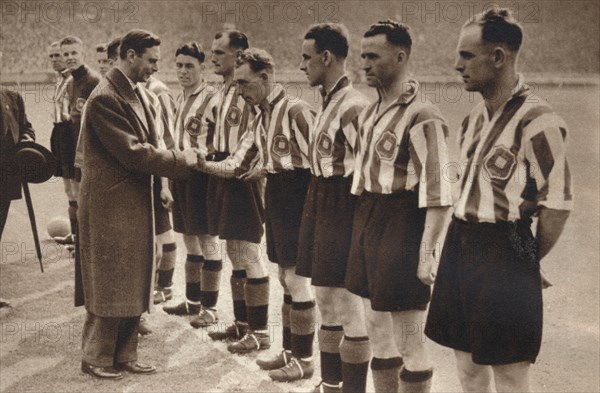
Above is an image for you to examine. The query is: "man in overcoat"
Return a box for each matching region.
[1,89,36,308]
[77,29,200,380]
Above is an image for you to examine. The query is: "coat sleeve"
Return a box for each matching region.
[15,92,35,142]
[86,93,192,180]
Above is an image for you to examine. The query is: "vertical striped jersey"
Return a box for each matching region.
[310,75,369,178]
[454,77,573,223]
[53,71,71,123]
[351,79,453,209]
[229,84,314,174]
[173,84,218,156]
[145,76,176,150]
[213,81,255,154]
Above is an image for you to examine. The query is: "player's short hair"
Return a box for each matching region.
[60,36,83,47]
[364,20,412,53]
[464,8,523,52]
[119,29,161,59]
[175,42,205,63]
[235,48,274,74]
[96,44,107,53]
[49,41,60,49]
[107,37,121,61]
[304,23,349,59]
[214,30,249,50]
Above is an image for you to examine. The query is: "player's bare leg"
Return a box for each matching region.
[315,287,370,393]
[363,301,402,393]
[493,361,530,392]
[454,350,493,392]
[391,309,433,393]
[190,234,222,327]
[260,266,315,382]
[225,239,270,353]
[55,178,79,246]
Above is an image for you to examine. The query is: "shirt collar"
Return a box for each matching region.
[320,75,350,106]
[260,84,285,114]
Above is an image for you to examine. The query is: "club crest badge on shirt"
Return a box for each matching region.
[316,132,334,158]
[375,130,398,161]
[484,145,517,181]
[271,134,291,157]
[185,116,203,136]
[226,106,242,127]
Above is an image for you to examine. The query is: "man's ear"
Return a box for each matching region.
[321,50,332,66]
[127,49,137,63]
[397,49,407,64]
[493,47,507,68]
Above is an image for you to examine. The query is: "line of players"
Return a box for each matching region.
[48,8,571,393]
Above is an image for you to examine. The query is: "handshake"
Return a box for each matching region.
[183,148,207,170]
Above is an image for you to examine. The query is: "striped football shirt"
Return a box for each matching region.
[213,81,255,154]
[454,76,573,223]
[228,84,314,174]
[173,83,218,156]
[145,77,176,150]
[53,71,71,123]
[310,75,369,178]
[351,79,453,209]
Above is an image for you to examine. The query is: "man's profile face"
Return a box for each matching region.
[48,46,66,72]
[211,35,238,77]
[96,51,110,76]
[175,54,203,88]
[131,45,160,83]
[360,34,402,88]
[454,25,495,93]
[235,63,267,106]
[299,39,326,88]
[61,43,84,72]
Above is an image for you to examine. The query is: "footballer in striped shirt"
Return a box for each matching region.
[161,42,224,328]
[425,9,572,392]
[200,31,270,354]
[346,20,453,393]
[201,48,317,381]
[295,23,372,393]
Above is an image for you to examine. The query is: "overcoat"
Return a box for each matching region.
[77,67,190,316]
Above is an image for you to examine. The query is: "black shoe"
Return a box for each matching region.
[81,361,123,380]
[163,301,201,316]
[256,349,292,370]
[115,361,156,374]
[207,320,248,341]
[227,331,270,354]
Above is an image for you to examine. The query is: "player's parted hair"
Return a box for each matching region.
[60,36,83,47]
[364,20,412,53]
[214,30,249,50]
[49,41,61,49]
[119,29,161,59]
[464,8,523,52]
[107,37,121,61]
[175,42,205,63]
[304,23,350,59]
[96,44,107,53]
[235,48,275,73]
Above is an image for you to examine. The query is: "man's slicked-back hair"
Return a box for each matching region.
[50,41,61,48]
[235,48,275,74]
[96,44,107,53]
[60,35,83,47]
[119,29,161,59]
[464,7,523,52]
[107,37,121,61]
[304,23,350,59]
[176,42,206,63]
[214,30,249,50]
[364,20,412,52]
